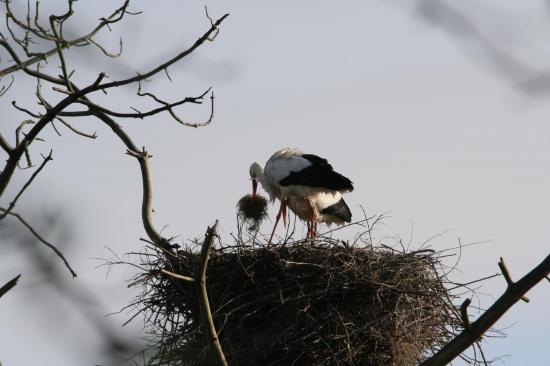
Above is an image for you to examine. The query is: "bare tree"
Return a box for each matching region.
[0,0,224,277]
[0,0,228,363]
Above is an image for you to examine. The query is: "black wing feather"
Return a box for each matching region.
[279,154,353,191]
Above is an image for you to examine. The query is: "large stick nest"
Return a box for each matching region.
[132,232,464,366]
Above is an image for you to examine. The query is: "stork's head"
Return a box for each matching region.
[249,162,263,197]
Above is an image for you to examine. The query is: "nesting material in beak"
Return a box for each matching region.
[237,193,268,231]
[252,179,258,198]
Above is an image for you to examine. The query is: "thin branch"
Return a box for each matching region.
[169,92,215,128]
[5,0,56,41]
[0,75,15,96]
[77,88,209,120]
[420,254,550,366]
[446,272,501,291]
[12,100,42,118]
[56,117,97,139]
[15,119,34,168]
[49,14,73,91]
[499,257,529,302]
[0,149,52,221]
[160,268,195,283]
[0,38,65,85]
[88,109,172,252]
[0,132,14,154]
[0,206,77,277]
[0,0,132,77]
[204,6,220,41]
[0,4,227,286]
[196,221,228,366]
[96,13,229,91]
[33,1,52,36]
[49,0,76,34]
[460,298,471,331]
[0,76,105,198]
[137,86,216,127]
[0,274,21,299]
[88,36,123,58]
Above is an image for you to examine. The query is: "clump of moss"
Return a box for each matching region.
[236,194,268,231]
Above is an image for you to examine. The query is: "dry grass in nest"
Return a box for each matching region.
[236,194,268,231]
[130,229,466,366]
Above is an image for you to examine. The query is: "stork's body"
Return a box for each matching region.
[249,148,353,241]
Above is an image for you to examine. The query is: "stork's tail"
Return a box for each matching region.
[321,198,352,223]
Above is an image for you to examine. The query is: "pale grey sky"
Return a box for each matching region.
[1,1,549,365]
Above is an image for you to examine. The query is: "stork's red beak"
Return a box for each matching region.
[252,179,258,197]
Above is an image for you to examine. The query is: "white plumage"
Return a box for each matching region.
[287,191,348,226]
[249,147,353,242]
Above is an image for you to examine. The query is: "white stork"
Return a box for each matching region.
[249,148,353,242]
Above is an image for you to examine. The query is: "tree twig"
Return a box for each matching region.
[459,298,471,331]
[96,14,229,91]
[56,117,97,139]
[0,207,77,277]
[0,0,132,77]
[0,150,53,221]
[0,274,21,299]
[160,268,195,283]
[77,89,209,120]
[499,257,529,302]
[0,133,14,154]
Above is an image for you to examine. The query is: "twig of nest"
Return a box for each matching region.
[131,236,465,366]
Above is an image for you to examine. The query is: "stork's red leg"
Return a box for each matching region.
[306,198,318,239]
[268,199,287,244]
[282,202,288,228]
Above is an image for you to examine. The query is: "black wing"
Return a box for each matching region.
[279,154,354,192]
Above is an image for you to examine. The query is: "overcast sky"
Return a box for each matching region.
[1,1,549,365]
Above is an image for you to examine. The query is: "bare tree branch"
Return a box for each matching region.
[77,88,210,120]
[0,274,21,299]
[459,298,471,331]
[56,117,97,139]
[0,7,231,362]
[15,119,35,168]
[88,36,123,58]
[0,149,52,221]
[160,268,195,283]
[0,38,65,84]
[96,13,229,91]
[88,109,172,251]
[498,257,529,302]
[0,70,109,197]
[12,100,42,118]
[0,132,14,154]
[196,221,228,366]
[137,86,216,127]
[0,75,15,96]
[420,254,550,366]
[0,0,132,77]
[49,13,73,91]
[0,207,77,277]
